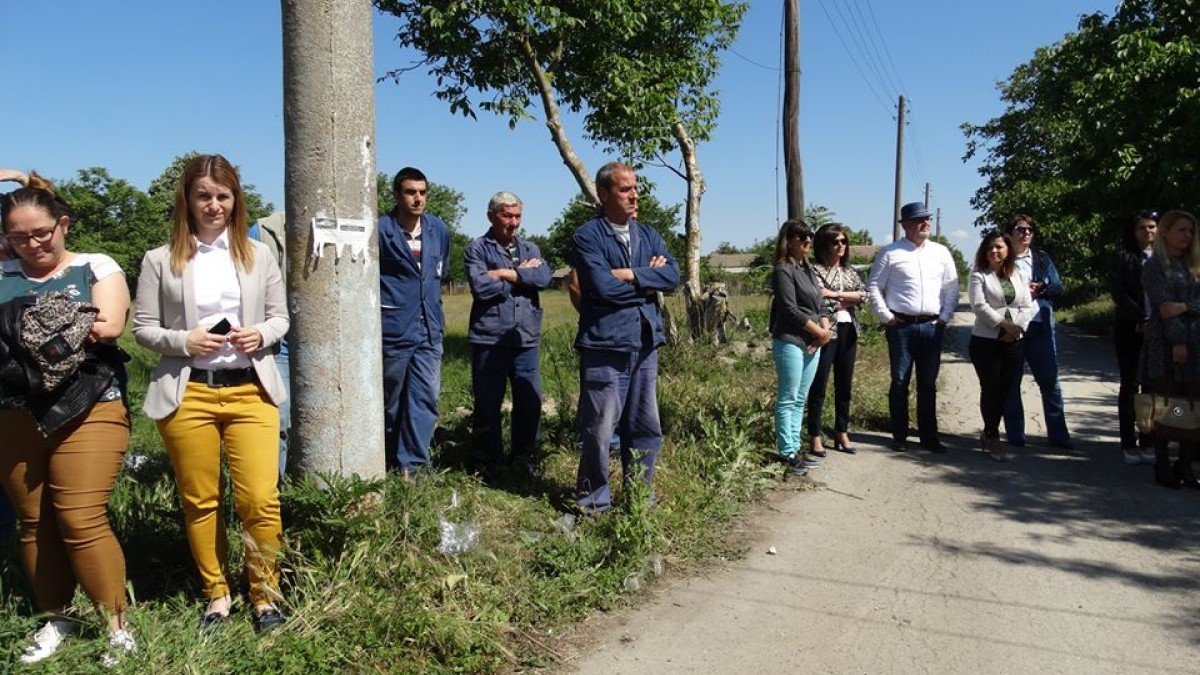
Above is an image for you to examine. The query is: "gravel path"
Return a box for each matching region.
[566,305,1200,674]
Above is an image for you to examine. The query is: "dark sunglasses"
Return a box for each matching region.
[1013,226,1034,235]
[832,238,848,245]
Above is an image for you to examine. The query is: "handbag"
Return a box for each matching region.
[1134,366,1200,441]
[19,291,99,394]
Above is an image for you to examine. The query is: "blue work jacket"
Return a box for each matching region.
[378,212,449,343]
[571,216,680,352]
[1027,248,1064,324]
[465,232,553,347]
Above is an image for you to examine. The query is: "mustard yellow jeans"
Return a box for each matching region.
[157,381,282,606]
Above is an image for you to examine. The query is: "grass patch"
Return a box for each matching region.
[0,289,893,672]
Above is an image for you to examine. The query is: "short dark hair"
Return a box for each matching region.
[391,167,428,198]
[1122,209,1160,252]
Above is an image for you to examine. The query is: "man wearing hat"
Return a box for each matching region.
[867,202,960,452]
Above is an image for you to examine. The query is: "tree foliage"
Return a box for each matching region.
[57,168,162,290]
[963,0,1200,287]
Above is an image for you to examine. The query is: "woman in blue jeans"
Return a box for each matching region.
[770,220,832,475]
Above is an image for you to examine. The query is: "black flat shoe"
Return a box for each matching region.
[809,448,828,458]
[1174,461,1200,489]
[891,440,908,452]
[919,439,947,453]
[1156,462,1182,489]
[254,607,286,634]
[199,611,229,631]
[834,440,857,455]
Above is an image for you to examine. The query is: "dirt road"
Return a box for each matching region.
[567,307,1200,674]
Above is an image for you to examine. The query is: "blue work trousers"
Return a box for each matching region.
[382,325,443,471]
[773,339,821,457]
[575,345,662,513]
[885,321,944,444]
[471,344,541,470]
[275,348,291,478]
[1003,319,1071,446]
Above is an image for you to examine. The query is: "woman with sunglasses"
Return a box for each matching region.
[1001,215,1073,449]
[806,223,866,455]
[770,219,832,475]
[0,172,136,665]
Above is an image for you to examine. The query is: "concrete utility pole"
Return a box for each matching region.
[936,208,942,238]
[892,94,906,242]
[924,182,930,210]
[281,0,385,479]
[783,0,804,221]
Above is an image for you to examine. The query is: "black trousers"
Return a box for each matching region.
[969,335,1025,439]
[807,322,858,435]
[1113,319,1148,449]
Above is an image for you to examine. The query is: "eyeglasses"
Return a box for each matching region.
[1013,226,1033,235]
[4,222,60,247]
[832,239,848,246]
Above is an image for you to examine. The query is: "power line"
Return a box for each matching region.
[859,0,911,94]
[729,47,780,71]
[847,0,905,95]
[828,0,897,100]
[813,0,894,114]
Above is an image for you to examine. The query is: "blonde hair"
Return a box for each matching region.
[1153,210,1200,278]
[167,154,254,275]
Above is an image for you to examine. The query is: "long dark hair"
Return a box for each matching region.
[973,230,1017,278]
[773,219,811,266]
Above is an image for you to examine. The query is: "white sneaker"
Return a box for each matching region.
[1123,449,1142,465]
[100,629,137,668]
[19,618,76,664]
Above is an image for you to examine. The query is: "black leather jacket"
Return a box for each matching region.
[1109,248,1150,322]
[0,295,128,437]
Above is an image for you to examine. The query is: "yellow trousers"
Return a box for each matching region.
[157,381,282,605]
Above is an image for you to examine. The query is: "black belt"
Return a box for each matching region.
[189,367,257,388]
[892,312,939,324]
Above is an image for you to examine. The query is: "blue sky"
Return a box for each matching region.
[3,1,1114,254]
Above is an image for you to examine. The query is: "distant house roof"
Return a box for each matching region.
[707,253,758,270]
[849,245,879,261]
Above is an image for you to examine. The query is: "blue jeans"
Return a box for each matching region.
[382,324,444,471]
[275,347,291,478]
[1003,318,1071,445]
[575,345,662,513]
[773,339,821,457]
[885,321,944,443]
[471,344,541,470]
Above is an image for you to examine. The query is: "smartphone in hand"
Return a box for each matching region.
[209,318,232,335]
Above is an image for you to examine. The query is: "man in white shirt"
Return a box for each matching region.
[867,202,960,452]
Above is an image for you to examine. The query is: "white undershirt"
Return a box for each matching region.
[191,231,250,370]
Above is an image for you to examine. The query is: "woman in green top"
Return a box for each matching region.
[967,230,1034,461]
[0,172,135,666]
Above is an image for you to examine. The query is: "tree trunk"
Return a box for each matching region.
[519,36,597,205]
[672,122,704,290]
[281,0,385,479]
[783,0,804,220]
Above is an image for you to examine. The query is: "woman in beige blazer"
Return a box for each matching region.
[968,230,1034,461]
[133,154,289,632]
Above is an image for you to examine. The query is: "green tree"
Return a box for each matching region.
[57,168,161,289]
[542,193,683,270]
[375,0,745,292]
[963,0,1200,287]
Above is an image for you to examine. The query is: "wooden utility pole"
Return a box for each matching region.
[892,94,906,242]
[281,0,385,479]
[783,0,804,221]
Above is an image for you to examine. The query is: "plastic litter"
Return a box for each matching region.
[436,490,480,556]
